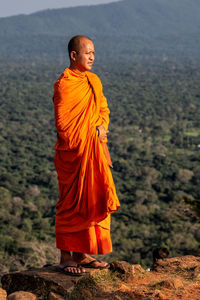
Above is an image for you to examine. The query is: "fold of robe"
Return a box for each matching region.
[53,68,120,235]
[56,216,112,254]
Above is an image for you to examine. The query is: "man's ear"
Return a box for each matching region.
[70,51,77,62]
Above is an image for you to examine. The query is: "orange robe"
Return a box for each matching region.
[53,68,120,254]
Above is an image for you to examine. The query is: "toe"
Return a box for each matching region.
[78,266,86,273]
[94,261,109,268]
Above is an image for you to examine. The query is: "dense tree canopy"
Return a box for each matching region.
[0,59,200,271]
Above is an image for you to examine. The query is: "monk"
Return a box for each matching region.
[53,35,120,275]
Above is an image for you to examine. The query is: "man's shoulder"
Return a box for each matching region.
[54,68,69,89]
[86,71,102,85]
[86,71,98,78]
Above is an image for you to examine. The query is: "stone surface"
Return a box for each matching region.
[0,288,7,300]
[1,257,200,300]
[152,278,184,290]
[7,291,37,300]
[172,278,184,289]
[48,291,65,300]
[109,261,145,282]
[1,265,80,297]
[78,288,93,299]
[151,255,200,277]
[109,261,135,280]
[153,290,169,300]
[132,264,146,274]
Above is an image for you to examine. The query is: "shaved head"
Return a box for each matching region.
[68,35,92,57]
[68,35,95,72]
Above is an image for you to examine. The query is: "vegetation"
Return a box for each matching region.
[1,0,200,61]
[1,58,200,271]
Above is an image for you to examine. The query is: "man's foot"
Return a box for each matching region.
[80,259,110,269]
[59,250,86,275]
[57,263,86,276]
[73,253,109,269]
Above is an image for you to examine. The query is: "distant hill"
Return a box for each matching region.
[0,0,200,61]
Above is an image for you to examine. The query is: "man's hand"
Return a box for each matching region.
[96,125,109,142]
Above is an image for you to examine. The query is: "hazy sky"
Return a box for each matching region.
[0,0,120,18]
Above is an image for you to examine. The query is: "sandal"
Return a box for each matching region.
[80,259,110,269]
[57,265,85,276]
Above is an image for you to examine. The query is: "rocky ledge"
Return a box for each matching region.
[1,255,200,299]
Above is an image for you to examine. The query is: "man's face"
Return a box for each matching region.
[73,38,95,72]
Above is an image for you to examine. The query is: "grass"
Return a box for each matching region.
[93,269,122,290]
[68,270,123,300]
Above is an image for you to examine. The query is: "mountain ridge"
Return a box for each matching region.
[1,0,200,37]
[0,0,200,61]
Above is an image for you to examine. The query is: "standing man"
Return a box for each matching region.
[53,35,120,275]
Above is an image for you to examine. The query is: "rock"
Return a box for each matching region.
[109,261,135,280]
[1,265,80,297]
[69,275,97,299]
[112,291,137,300]
[172,278,184,289]
[2,256,200,300]
[78,288,93,299]
[110,261,145,281]
[152,279,184,290]
[0,288,7,300]
[113,295,123,300]
[1,265,107,299]
[194,272,200,280]
[7,291,37,300]
[151,255,200,278]
[48,292,65,300]
[132,264,145,274]
[153,290,168,300]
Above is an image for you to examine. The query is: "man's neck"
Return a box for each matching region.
[69,65,86,74]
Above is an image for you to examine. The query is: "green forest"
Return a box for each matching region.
[1,58,200,272]
[1,0,200,61]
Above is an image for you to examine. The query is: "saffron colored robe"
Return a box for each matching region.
[53,68,120,254]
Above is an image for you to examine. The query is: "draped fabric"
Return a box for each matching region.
[53,68,120,236]
[56,221,112,254]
